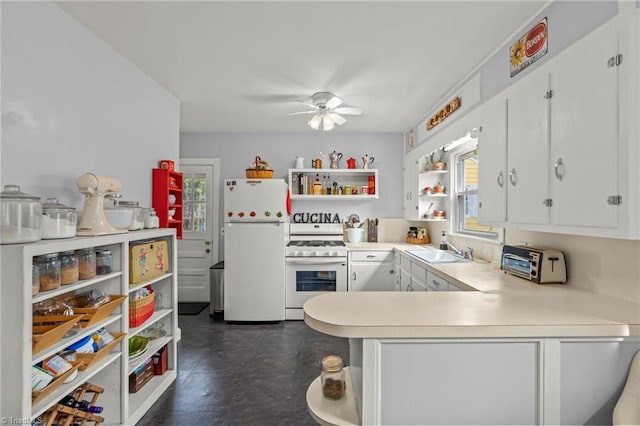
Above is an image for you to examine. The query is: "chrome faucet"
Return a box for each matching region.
[465,246,474,260]
[445,241,464,257]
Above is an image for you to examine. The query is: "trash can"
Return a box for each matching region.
[209,261,224,316]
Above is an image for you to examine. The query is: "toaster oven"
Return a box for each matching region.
[501,245,567,284]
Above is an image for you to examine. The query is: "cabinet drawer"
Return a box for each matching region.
[351,251,394,262]
[411,262,427,284]
[426,271,449,291]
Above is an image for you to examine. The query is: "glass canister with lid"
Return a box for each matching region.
[321,355,346,400]
[41,198,77,239]
[118,201,144,230]
[0,184,42,244]
[59,251,79,285]
[143,208,159,229]
[96,249,113,275]
[32,264,40,296]
[35,253,61,291]
[76,247,97,280]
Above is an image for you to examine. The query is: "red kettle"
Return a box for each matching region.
[346,157,357,169]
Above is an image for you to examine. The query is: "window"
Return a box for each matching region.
[452,145,500,239]
[182,173,207,232]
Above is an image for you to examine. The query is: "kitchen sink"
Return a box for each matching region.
[407,249,469,264]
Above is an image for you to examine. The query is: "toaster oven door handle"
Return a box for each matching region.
[503,253,530,263]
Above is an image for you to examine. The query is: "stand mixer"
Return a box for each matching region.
[76,173,128,236]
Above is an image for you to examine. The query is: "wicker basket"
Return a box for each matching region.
[406,236,430,244]
[245,169,273,178]
[129,291,155,328]
[245,156,273,178]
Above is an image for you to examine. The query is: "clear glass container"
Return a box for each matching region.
[76,247,96,280]
[0,184,42,244]
[118,201,144,230]
[41,198,77,239]
[143,208,159,229]
[35,253,61,291]
[321,355,345,400]
[59,251,79,285]
[96,249,113,275]
[32,264,40,296]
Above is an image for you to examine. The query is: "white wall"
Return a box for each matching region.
[1,1,180,209]
[180,132,404,255]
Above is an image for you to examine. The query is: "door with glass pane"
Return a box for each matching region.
[177,159,220,302]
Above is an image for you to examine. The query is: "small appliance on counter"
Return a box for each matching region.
[76,173,128,236]
[501,245,567,284]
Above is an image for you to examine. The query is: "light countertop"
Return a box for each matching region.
[305,243,640,339]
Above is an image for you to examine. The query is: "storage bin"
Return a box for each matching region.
[129,358,155,393]
[152,345,168,375]
[75,294,127,328]
[129,240,169,284]
[129,291,155,328]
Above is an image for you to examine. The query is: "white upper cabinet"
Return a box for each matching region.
[477,95,508,225]
[403,150,419,219]
[548,19,619,229]
[506,68,551,226]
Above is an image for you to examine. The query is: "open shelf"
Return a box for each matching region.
[306,366,360,426]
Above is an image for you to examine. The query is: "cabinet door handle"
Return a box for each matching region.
[205,240,212,246]
[497,171,505,188]
[389,269,394,274]
[432,280,440,287]
[366,255,375,258]
[352,271,356,280]
[554,158,564,181]
[508,168,517,186]
[205,249,211,253]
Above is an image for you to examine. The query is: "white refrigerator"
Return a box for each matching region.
[223,179,289,321]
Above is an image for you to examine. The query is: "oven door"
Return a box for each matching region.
[285,257,347,309]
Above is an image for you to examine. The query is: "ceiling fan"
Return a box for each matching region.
[289,92,362,131]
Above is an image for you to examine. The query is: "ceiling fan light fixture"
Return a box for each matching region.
[308,114,322,130]
[322,114,335,131]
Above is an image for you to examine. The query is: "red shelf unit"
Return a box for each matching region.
[152,168,183,239]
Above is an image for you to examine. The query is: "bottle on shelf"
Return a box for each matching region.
[313,174,322,195]
[368,175,375,195]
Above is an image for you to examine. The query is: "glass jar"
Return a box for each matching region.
[35,253,61,291]
[0,184,42,244]
[96,249,113,275]
[143,208,159,229]
[76,247,96,280]
[321,355,345,400]
[41,198,77,239]
[59,251,79,285]
[118,201,144,230]
[32,264,40,296]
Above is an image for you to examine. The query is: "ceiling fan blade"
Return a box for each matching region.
[288,111,319,116]
[328,112,347,125]
[325,95,344,109]
[297,100,319,110]
[332,106,361,115]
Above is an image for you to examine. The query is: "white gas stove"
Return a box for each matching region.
[286,224,347,258]
[285,223,348,319]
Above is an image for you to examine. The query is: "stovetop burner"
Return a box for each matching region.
[287,240,346,248]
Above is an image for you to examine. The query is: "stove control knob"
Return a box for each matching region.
[332,251,339,257]
[310,251,317,257]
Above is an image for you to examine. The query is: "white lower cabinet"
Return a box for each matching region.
[349,337,640,425]
[348,251,395,291]
[0,229,178,424]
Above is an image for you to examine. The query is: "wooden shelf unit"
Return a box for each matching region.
[152,168,183,239]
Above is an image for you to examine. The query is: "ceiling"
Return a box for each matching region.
[57,1,546,133]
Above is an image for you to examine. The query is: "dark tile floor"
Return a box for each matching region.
[137,310,349,425]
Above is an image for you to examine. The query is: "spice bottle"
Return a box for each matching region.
[368,175,376,195]
[59,251,79,285]
[76,247,96,280]
[96,249,113,275]
[321,355,345,400]
[35,253,61,291]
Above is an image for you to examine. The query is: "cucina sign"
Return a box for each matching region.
[525,21,547,57]
[292,212,341,224]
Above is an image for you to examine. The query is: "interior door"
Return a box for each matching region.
[177,159,220,302]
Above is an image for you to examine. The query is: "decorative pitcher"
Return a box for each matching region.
[312,158,323,169]
[346,157,357,169]
[329,151,343,169]
[361,155,375,169]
